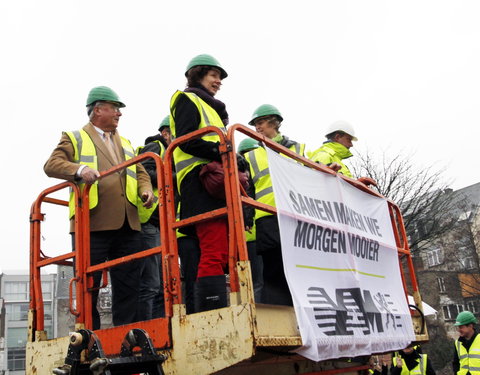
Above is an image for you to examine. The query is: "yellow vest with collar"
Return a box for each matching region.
[456,335,480,375]
[170,90,225,188]
[66,130,137,218]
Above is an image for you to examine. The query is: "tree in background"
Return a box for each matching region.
[351,150,480,374]
[350,150,454,253]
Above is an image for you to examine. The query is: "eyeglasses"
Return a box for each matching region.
[97,101,122,113]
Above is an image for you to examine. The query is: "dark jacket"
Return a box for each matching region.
[173,93,224,226]
[173,92,253,235]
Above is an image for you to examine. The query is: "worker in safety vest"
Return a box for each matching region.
[244,104,305,305]
[453,311,480,375]
[44,86,154,329]
[308,120,357,178]
[135,118,170,320]
[237,137,264,302]
[391,344,435,375]
[170,54,231,313]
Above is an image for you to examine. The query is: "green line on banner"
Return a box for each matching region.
[296,264,385,278]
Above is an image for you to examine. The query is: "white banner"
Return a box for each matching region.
[266,148,415,362]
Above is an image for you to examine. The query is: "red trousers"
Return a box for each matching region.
[195,218,228,278]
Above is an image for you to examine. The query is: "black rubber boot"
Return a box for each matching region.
[194,275,228,313]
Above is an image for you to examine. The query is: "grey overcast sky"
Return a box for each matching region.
[1,0,479,272]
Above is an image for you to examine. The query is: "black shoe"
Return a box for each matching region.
[194,275,228,312]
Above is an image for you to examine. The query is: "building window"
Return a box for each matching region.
[443,304,464,321]
[7,327,28,348]
[5,303,29,321]
[42,280,53,300]
[463,257,475,270]
[427,248,443,267]
[7,348,25,371]
[466,301,480,313]
[437,277,446,293]
[4,281,29,301]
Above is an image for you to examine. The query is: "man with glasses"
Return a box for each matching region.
[44,86,154,329]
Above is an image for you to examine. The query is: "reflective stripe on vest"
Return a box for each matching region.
[66,130,138,218]
[392,354,427,375]
[456,336,480,375]
[136,140,165,224]
[245,142,305,220]
[170,90,225,188]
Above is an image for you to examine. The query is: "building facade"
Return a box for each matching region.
[408,182,480,373]
[0,272,56,374]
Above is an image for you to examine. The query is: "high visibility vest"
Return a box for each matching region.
[66,130,138,218]
[308,142,353,178]
[392,354,428,375]
[244,142,305,221]
[456,335,480,375]
[136,140,165,224]
[170,90,225,188]
[245,224,256,242]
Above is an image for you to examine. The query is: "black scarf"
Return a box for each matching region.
[184,85,229,125]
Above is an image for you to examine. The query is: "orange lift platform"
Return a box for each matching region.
[26,124,428,375]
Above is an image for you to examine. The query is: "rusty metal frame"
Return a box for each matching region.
[28,124,425,370]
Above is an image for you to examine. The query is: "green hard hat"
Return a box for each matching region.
[86,86,125,107]
[158,115,170,132]
[185,54,228,79]
[248,104,283,125]
[455,311,478,326]
[238,138,259,154]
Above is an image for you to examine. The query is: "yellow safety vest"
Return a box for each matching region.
[308,142,353,178]
[392,354,428,375]
[244,142,305,221]
[136,140,165,224]
[245,224,256,242]
[169,90,225,188]
[66,130,138,218]
[456,335,480,375]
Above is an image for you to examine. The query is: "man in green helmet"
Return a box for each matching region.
[44,86,154,329]
[453,311,480,375]
[244,104,305,305]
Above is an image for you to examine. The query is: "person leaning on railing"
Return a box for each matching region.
[44,86,154,330]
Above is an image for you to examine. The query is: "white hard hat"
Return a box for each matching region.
[325,120,358,141]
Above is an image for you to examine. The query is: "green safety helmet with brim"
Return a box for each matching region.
[158,115,171,132]
[86,86,126,108]
[455,311,478,326]
[185,54,228,79]
[248,104,283,125]
[238,138,259,154]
